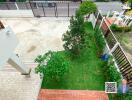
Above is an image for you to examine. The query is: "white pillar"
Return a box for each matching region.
[106,11,110,18]
[128,21,132,26]
[15,2,19,10]
[8,53,31,75]
[110,42,119,53]
[99,17,105,29]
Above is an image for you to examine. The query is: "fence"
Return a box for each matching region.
[0,2,31,10]
[0,1,81,17]
[91,10,132,90]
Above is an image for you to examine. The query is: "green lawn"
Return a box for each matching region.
[41,22,105,90]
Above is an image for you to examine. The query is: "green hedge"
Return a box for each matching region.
[110,24,132,32]
[94,26,105,56]
[104,56,121,83]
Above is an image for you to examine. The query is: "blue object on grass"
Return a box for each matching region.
[101,54,109,61]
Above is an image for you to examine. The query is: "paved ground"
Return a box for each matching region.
[38,89,109,100]
[0,63,42,100]
[1,18,69,62]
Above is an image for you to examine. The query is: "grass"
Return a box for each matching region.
[41,22,106,90]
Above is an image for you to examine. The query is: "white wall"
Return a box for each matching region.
[0,10,34,18]
[89,14,96,28]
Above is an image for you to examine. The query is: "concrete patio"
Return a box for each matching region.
[1,18,69,62]
[0,63,42,100]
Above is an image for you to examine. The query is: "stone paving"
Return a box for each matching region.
[1,18,69,62]
[0,64,42,100]
[38,89,109,100]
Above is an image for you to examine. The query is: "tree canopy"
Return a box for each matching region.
[62,11,85,56]
[79,1,97,16]
[35,51,69,82]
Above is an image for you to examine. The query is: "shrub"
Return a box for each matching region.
[107,64,121,82]
[104,56,121,82]
[128,0,132,9]
[35,51,69,82]
[94,27,105,55]
[110,24,132,32]
[79,1,97,16]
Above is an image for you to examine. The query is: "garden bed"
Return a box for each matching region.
[41,22,106,90]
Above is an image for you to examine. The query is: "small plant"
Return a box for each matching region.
[35,51,69,82]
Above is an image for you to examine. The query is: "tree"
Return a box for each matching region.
[120,0,128,3]
[79,1,97,16]
[35,51,69,82]
[128,0,132,9]
[62,11,86,56]
[62,1,97,56]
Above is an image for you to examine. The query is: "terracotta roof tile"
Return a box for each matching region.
[38,89,109,100]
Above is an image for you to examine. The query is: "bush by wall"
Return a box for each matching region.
[110,24,132,32]
[94,26,105,56]
[104,56,121,83]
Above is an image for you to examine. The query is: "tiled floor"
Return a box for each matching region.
[38,89,109,100]
[0,66,42,100]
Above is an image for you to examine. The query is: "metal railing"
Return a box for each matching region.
[0,2,31,10]
[29,1,80,17]
[0,1,81,17]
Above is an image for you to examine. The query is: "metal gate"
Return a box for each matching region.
[29,1,81,17]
